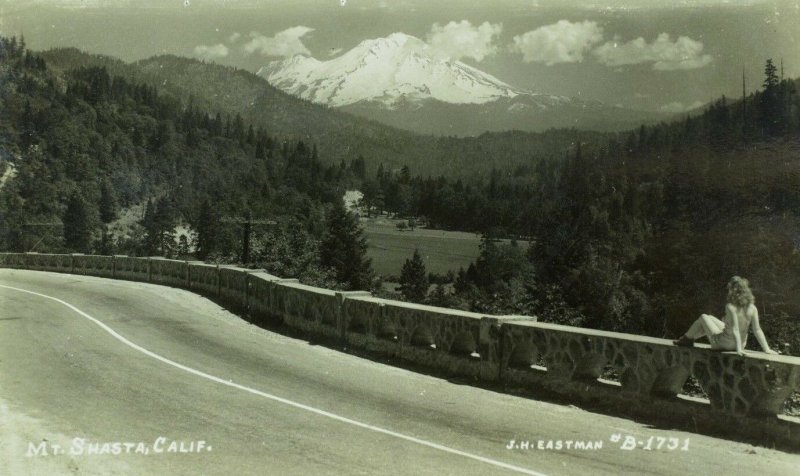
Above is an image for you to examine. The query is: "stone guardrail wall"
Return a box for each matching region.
[2,252,799,448]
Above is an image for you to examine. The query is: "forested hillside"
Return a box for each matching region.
[0,36,373,289]
[38,48,610,179]
[385,61,800,353]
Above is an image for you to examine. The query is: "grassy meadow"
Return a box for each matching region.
[362,217,524,278]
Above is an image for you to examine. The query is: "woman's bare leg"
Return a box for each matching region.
[684,318,708,340]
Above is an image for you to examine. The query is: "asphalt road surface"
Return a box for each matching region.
[1,269,798,475]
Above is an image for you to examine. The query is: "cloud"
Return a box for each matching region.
[659,100,706,113]
[511,20,603,65]
[243,26,314,57]
[426,20,502,62]
[193,43,229,60]
[228,32,241,43]
[593,33,713,70]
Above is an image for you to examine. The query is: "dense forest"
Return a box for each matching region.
[0,35,373,290]
[387,60,800,354]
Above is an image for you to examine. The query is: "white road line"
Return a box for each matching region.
[0,284,547,476]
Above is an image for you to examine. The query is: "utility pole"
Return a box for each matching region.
[220,213,276,265]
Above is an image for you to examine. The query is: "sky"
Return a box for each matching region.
[1,0,798,112]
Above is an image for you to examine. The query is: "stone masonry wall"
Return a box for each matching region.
[2,252,799,448]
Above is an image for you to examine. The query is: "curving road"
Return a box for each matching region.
[1,269,798,475]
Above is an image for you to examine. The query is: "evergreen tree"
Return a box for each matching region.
[177,233,190,258]
[252,224,337,288]
[360,180,380,217]
[426,284,462,309]
[99,181,117,224]
[349,156,366,180]
[153,196,176,256]
[195,199,219,260]
[63,192,92,252]
[141,198,158,255]
[760,59,783,135]
[764,59,780,90]
[399,248,429,302]
[320,200,373,290]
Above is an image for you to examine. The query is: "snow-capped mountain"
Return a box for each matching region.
[258,32,540,108]
[257,32,664,136]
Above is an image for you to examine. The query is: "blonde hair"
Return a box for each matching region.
[727,276,755,308]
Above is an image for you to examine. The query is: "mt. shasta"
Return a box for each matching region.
[258,32,663,136]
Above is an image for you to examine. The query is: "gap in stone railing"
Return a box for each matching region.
[410,327,435,349]
[531,354,547,372]
[379,332,399,342]
[597,364,623,387]
[679,376,710,402]
[507,344,546,371]
[784,391,800,417]
[450,331,478,358]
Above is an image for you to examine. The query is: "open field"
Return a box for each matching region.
[362,217,528,277]
[362,218,481,277]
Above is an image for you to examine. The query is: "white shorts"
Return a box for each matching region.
[699,314,736,350]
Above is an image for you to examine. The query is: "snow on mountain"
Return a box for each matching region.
[256,32,665,136]
[257,32,534,108]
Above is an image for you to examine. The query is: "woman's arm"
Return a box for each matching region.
[751,305,778,354]
[727,304,744,356]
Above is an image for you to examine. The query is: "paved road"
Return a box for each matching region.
[1,269,798,475]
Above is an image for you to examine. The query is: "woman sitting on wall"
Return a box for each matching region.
[674,276,778,355]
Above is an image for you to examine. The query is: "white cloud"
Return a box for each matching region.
[243,26,314,57]
[193,43,229,60]
[426,20,503,62]
[659,100,705,113]
[593,33,713,70]
[228,32,241,43]
[511,20,603,65]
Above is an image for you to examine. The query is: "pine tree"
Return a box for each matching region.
[99,181,117,224]
[153,196,176,256]
[177,233,190,258]
[350,156,366,180]
[141,198,159,255]
[320,200,373,290]
[63,192,92,252]
[764,59,779,90]
[761,58,782,135]
[195,199,219,260]
[360,180,380,218]
[399,249,429,302]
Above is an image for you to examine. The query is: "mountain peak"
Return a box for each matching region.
[258,32,527,108]
[351,32,427,56]
[371,32,420,46]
